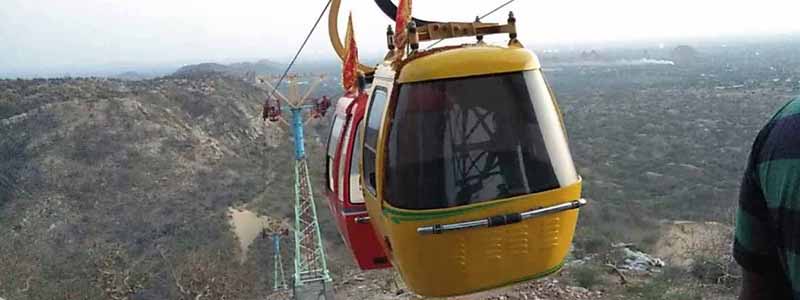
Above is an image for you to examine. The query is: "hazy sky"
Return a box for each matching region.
[2,0,800,75]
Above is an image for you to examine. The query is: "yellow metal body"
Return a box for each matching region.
[398,45,540,83]
[361,45,583,297]
[364,182,581,297]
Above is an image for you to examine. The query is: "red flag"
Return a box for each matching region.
[393,0,412,63]
[342,13,359,93]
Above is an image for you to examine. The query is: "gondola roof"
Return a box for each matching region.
[398,45,541,84]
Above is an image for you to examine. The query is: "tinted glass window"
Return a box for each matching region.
[327,117,345,192]
[363,87,388,193]
[350,120,365,204]
[327,117,345,156]
[338,117,354,200]
[385,71,562,210]
[365,88,387,148]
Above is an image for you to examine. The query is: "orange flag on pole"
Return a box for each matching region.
[342,12,359,93]
[393,0,412,64]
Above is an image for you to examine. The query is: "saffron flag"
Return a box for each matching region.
[342,13,359,93]
[393,0,412,64]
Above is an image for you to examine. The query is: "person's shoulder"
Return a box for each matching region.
[750,96,800,168]
[756,96,800,143]
[771,96,800,122]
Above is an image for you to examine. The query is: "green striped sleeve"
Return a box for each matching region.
[735,208,773,255]
[758,159,800,210]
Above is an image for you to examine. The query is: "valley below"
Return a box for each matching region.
[2,39,800,299]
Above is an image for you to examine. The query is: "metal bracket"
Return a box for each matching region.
[417,199,587,235]
[415,11,517,43]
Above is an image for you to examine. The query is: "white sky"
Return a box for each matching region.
[2,0,800,73]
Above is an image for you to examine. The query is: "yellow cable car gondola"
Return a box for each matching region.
[329,1,586,297]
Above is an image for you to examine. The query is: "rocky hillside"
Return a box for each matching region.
[0,75,346,299]
[4,39,796,298]
[0,72,753,299]
[173,59,282,78]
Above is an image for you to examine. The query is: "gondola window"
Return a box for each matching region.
[363,87,388,193]
[385,71,563,209]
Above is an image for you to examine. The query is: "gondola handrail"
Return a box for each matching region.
[417,199,587,235]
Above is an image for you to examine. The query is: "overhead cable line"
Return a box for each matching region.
[267,0,333,106]
[479,0,516,19]
[426,0,517,49]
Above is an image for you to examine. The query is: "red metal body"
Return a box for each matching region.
[325,92,391,270]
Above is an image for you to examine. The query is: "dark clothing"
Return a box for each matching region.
[735,96,800,299]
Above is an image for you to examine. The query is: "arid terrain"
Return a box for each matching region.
[2,37,800,299]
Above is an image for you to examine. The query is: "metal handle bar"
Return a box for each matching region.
[417,199,587,235]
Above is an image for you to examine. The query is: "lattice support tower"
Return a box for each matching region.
[292,157,330,284]
[269,234,288,291]
[258,76,334,300]
[265,218,290,292]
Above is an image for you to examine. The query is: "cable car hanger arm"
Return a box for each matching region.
[329,0,520,74]
[417,199,587,235]
[329,0,376,74]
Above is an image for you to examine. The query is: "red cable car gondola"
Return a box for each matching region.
[325,92,392,270]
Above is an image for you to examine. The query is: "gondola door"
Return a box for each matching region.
[326,93,391,270]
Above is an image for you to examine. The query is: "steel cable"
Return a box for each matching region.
[267,0,333,107]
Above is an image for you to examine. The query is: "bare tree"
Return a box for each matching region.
[92,244,149,300]
[159,246,255,300]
